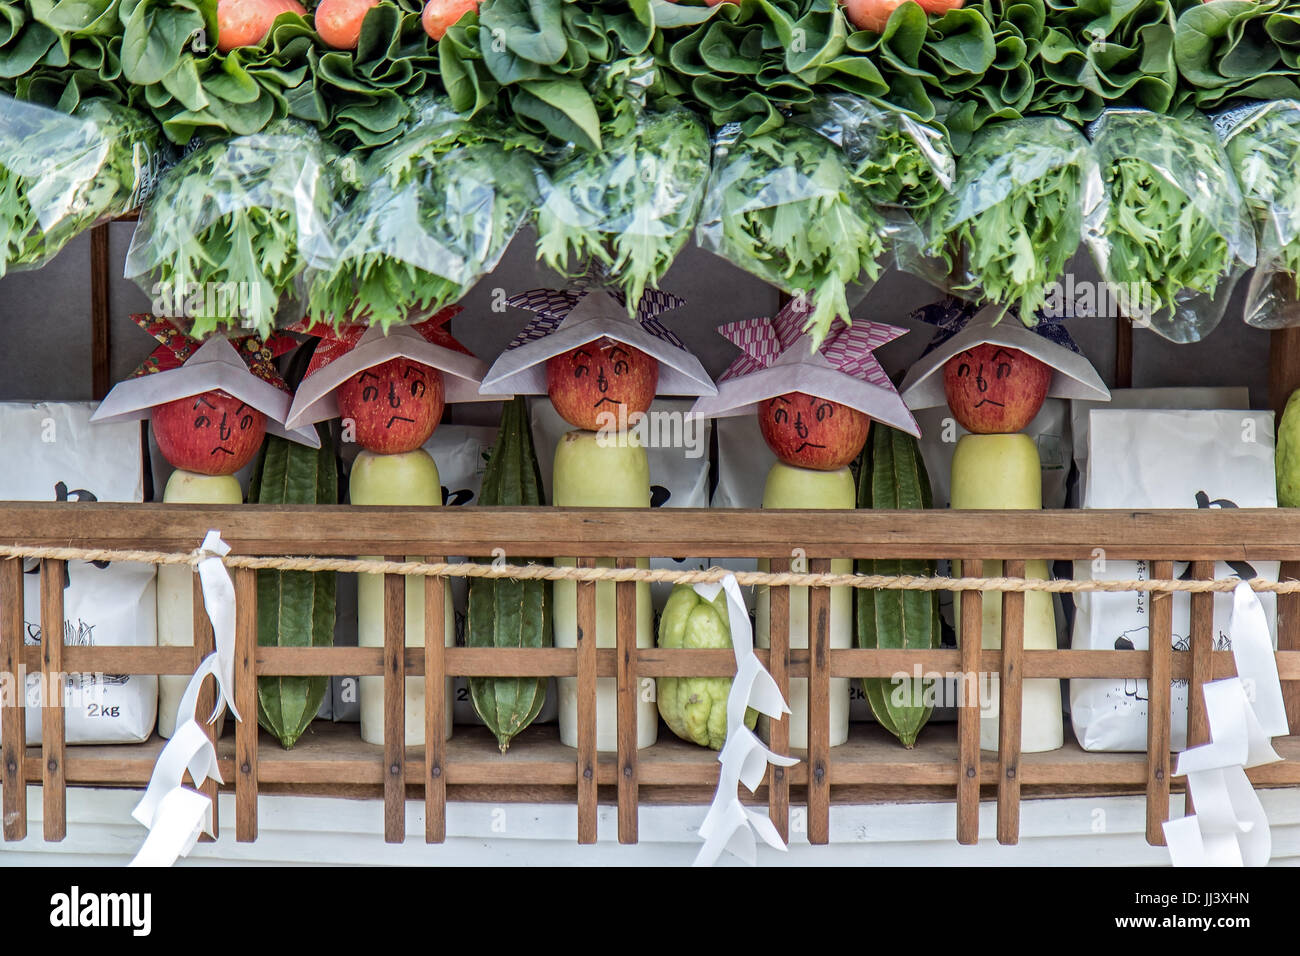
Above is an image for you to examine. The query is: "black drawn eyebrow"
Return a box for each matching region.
[572,349,592,360]
[193,396,217,410]
[359,371,379,382]
[606,346,629,358]
[773,396,792,404]
[991,349,1013,361]
[402,366,426,380]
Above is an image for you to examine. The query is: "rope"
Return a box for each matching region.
[0,543,1292,595]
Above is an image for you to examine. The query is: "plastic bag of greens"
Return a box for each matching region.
[0,95,162,276]
[1216,100,1300,329]
[932,117,1095,325]
[696,121,917,350]
[536,106,710,311]
[125,120,352,338]
[306,99,543,329]
[1083,109,1255,344]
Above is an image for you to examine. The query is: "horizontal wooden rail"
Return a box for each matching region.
[6,503,1300,560]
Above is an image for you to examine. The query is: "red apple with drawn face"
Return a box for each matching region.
[152,389,267,475]
[336,357,444,454]
[546,337,659,432]
[942,343,1051,434]
[758,391,871,471]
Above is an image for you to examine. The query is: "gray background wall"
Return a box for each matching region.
[0,221,1273,417]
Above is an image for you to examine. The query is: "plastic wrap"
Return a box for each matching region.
[1084,108,1255,344]
[1216,100,1300,329]
[696,121,917,350]
[305,99,543,329]
[0,95,162,276]
[125,120,350,338]
[933,117,1094,324]
[536,106,710,310]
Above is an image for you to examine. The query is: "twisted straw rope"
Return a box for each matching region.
[0,543,1293,595]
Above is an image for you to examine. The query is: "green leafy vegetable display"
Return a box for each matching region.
[305,96,541,328]
[1084,108,1255,342]
[697,120,897,349]
[0,93,160,276]
[1218,99,1300,329]
[124,118,349,337]
[1174,0,1300,112]
[934,116,1092,322]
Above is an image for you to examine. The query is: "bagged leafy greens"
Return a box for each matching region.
[696,120,913,350]
[125,120,351,338]
[0,95,162,276]
[1084,109,1255,343]
[1216,100,1300,329]
[306,97,544,329]
[933,116,1094,324]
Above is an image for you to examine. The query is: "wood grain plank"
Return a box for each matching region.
[615,557,637,844]
[576,557,597,845]
[997,559,1025,845]
[1,558,25,840]
[1146,561,1174,846]
[1280,561,1300,735]
[40,560,65,842]
[192,574,218,841]
[1186,560,1214,817]
[767,557,790,843]
[90,223,111,401]
[383,564,405,844]
[424,565,446,844]
[807,558,831,846]
[234,567,258,843]
[957,582,982,846]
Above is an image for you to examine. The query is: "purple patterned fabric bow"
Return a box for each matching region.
[504,286,686,351]
[912,297,1083,357]
[717,298,904,387]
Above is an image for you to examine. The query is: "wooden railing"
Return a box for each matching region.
[1,502,1298,849]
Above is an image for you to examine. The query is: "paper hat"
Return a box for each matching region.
[478,286,717,398]
[285,306,504,431]
[91,315,320,447]
[689,299,920,437]
[898,298,1110,410]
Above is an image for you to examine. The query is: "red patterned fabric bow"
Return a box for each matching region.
[127,314,296,392]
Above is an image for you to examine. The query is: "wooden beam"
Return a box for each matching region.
[90,223,111,401]
[1269,327,1300,734]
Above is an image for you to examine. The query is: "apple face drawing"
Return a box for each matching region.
[152,388,268,475]
[336,357,445,454]
[545,337,659,432]
[942,343,1051,434]
[758,391,871,471]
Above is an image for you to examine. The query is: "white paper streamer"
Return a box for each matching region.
[128,531,239,868]
[1164,582,1288,866]
[692,574,800,867]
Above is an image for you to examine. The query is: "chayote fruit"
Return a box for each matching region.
[656,584,758,750]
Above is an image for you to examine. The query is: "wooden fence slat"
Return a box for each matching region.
[234,567,258,842]
[615,557,638,844]
[957,583,982,846]
[1185,561,1214,817]
[767,557,790,843]
[1146,561,1174,845]
[808,558,831,846]
[576,557,597,845]
[997,559,1025,845]
[192,574,218,841]
[40,559,65,842]
[424,564,446,844]
[1,558,25,840]
[1279,561,1300,735]
[383,563,405,844]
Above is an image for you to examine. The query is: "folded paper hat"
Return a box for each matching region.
[285,306,505,431]
[478,285,717,397]
[689,298,920,437]
[899,298,1110,410]
[91,314,320,447]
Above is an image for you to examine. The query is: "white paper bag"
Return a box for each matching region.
[0,402,157,745]
[1070,409,1277,753]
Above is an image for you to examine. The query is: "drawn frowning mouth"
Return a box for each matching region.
[387,415,416,428]
[210,447,235,456]
[592,397,621,408]
[973,399,1005,408]
[793,442,826,453]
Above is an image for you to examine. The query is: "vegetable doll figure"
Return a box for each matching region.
[91,314,319,738]
[691,298,920,750]
[285,307,502,747]
[479,282,718,752]
[899,298,1110,753]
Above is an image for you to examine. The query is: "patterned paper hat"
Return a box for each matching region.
[284,306,503,431]
[478,285,717,398]
[91,315,319,446]
[898,298,1110,411]
[690,299,920,437]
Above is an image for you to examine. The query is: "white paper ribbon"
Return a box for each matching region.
[692,574,800,867]
[1163,582,1289,866]
[129,531,239,867]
